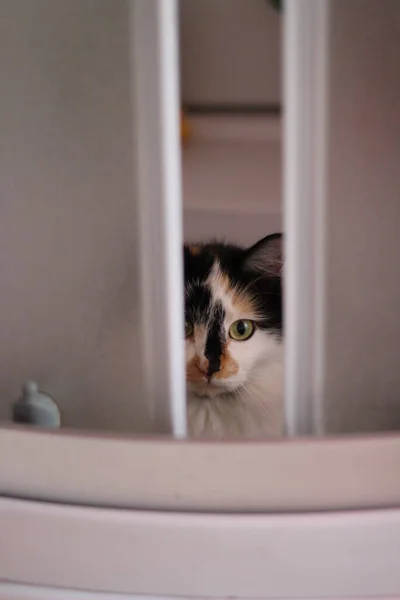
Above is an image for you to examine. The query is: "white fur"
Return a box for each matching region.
[186,262,283,439]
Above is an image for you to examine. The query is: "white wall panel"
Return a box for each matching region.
[0,0,147,432]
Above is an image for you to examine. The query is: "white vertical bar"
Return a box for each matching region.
[283,0,330,436]
[129,0,186,436]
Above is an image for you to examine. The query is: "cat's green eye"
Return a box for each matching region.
[185,321,194,338]
[229,319,255,341]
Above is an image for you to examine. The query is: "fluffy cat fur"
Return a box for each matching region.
[184,234,283,439]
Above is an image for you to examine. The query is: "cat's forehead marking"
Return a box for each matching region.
[207,260,231,302]
[186,259,229,323]
[207,259,255,319]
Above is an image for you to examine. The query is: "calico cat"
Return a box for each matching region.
[184,234,284,439]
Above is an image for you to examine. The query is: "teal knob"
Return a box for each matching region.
[13,380,61,428]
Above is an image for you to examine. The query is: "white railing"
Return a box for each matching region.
[130,0,186,436]
[283,0,330,436]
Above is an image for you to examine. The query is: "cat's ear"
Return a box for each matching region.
[242,233,283,277]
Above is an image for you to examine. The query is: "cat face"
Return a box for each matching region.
[184,234,283,399]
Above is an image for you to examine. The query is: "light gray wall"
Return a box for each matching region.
[179,0,281,106]
[325,0,400,433]
[0,0,148,432]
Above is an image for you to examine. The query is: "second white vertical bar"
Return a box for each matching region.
[283,0,330,436]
